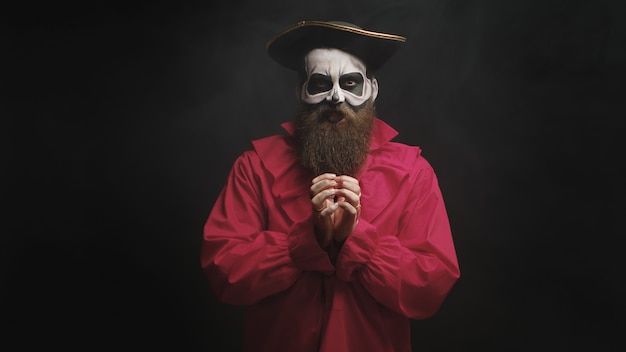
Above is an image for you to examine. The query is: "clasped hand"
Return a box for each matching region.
[310,173,361,248]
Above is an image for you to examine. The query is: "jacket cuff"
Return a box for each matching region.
[335,220,378,281]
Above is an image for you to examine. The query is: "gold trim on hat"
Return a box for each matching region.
[266,20,407,49]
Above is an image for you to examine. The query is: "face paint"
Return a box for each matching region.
[301,48,378,107]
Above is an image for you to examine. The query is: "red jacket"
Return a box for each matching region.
[201,118,460,352]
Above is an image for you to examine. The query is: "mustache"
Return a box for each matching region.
[306,102,356,122]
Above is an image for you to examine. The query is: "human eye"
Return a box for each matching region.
[343,79,357,87]
[307,74,332,94]
[339,73,364,95]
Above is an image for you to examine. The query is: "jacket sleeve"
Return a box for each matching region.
[335,161,460,319]
[200,151,334,306]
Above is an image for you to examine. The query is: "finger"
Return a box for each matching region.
[311,188,336,211]
[335,175,358,184]
[314,202,339,217]
[333,189,360,207]
[336,176,361,196]
[337,200,360,215]
[312,173,337,184]
[310,178,337,198]
[337,183,361,199]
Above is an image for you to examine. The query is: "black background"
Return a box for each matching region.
[4,0,625,351]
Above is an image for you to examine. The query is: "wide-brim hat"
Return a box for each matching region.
[266,20,406,73]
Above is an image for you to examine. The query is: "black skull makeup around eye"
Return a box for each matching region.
[339,73,364,96]
[307,73,333,95]
[300,48,374,106]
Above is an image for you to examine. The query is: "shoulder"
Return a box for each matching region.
[244,133,300,180]
[251,133,292,156]
[228,134,292,169]
[375,141,432,169]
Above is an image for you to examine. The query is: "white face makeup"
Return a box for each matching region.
[300,48,378,107]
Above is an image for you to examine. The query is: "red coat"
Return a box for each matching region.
[201,118,460,352]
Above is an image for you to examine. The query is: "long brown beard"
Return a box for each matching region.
[294,99,376,176]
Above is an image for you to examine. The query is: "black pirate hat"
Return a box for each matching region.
[266,20,406,73]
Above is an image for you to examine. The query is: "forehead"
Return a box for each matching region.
[304,48,367,74]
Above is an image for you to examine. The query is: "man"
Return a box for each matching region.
[201,20,460,352]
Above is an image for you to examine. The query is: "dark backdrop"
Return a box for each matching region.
[4,0,625,351]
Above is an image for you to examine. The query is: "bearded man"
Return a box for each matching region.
[201,21,460,352]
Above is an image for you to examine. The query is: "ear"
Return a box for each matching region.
[371,78,379,101]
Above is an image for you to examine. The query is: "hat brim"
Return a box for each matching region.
[266,21,406,73]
